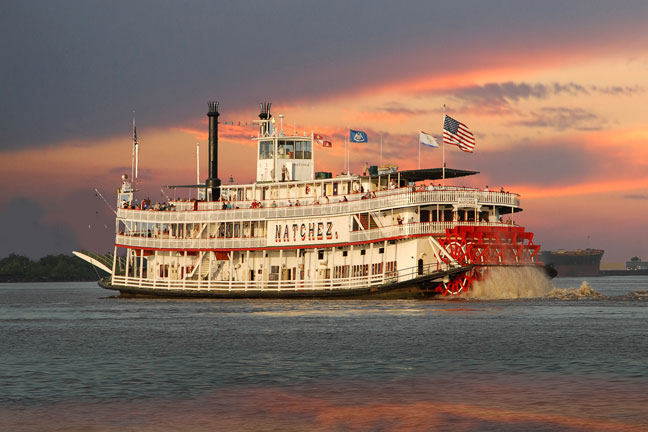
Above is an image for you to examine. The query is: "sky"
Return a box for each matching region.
[1,0,647,263]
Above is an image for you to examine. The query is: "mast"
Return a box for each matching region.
[442,105,446,187]
[196,142,200,185]
[133,117,139,180]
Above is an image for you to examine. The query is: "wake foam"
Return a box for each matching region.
[467,268,641,301]
[467,266,553,299]
[547,281,608,300]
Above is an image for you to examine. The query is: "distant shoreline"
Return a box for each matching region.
[0,253,107,283]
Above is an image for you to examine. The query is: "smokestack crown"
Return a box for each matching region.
[208,101,220,116]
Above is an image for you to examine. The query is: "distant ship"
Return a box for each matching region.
[76,101,549,298]
[539,249,604,277]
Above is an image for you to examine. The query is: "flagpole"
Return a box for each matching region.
[311,131,316,182]
[380,134,383,166]
[347,128,350,175]
[418,135,421,170]
[442,105,446,188]
[132,114,138,181]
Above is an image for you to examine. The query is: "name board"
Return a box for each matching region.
[267,216,349,246]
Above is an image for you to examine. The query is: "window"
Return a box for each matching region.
[318,250,324,260]
[293,140,311,159]
[259,141,273,159]
[278,140,294,159]
[295,141,303,159]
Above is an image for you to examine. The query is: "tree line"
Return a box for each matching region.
[0,254,104,282]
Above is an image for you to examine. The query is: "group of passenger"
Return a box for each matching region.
[122,199,175,211]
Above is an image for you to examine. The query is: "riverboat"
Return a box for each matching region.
[76,102,545,298]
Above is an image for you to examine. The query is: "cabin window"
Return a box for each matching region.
[295,141,304,159]
[259,141,273,159]
[278,140,294,159]
[294,140,312,159]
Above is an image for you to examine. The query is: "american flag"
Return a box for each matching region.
[443,115,475,153]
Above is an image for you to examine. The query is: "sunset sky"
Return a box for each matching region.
[1,0,647,263]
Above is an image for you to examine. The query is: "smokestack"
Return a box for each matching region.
[206,101,221,201]
[258,102,272,135]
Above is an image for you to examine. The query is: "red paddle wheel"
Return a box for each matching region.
[435,225,541,296]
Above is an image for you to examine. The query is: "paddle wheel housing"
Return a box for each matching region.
[435,225,541,296]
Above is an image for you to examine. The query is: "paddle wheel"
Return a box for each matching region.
[435,225,541,296]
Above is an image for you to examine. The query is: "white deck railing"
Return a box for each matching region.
[117,188,520,224]
[115,221,511,250]
[110,261,450,293]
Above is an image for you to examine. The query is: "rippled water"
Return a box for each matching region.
[1,277,647,431]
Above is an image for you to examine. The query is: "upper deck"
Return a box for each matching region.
[118,185,521,224]
[115,184,523,251]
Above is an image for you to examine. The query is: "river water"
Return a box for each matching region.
[1,276,647,431]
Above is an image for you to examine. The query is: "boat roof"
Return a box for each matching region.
[379,168,479,182]
[166,168,479,189]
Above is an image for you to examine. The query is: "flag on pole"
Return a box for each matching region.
[443,115,475,153]
[419,131,439,148]
[350,129,368,143]
[314,133,332,148]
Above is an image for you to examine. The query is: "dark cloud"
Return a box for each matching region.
[451,82,551,109]
[510,107,603,131]
[2,1,648,151]
[373,103,432,116]
[624,194,648,200]
[446,82,642,113]
[0,199,80,259]
[450,139,603,187]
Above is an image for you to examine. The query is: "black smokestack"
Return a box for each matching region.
[258,102,271,135]
[206,101,221,201]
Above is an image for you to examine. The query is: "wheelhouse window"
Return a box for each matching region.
[294,140,312,159]
[259,141,273,159]
[278,140,294,159]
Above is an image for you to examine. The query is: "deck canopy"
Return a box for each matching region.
[371,168,479,182]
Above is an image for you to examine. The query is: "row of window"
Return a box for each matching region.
[259,140,313,160]
[333,260,397,278]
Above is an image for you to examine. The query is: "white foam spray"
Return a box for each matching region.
[467,266,553,299]
[547,281,607,300]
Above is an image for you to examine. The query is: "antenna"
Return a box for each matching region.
[94,188,117,215]
[196,142,200,185]
[132,114,139,180]
[160,188,171,201]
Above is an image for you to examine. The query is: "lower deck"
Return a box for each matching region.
[111,236,447,293]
